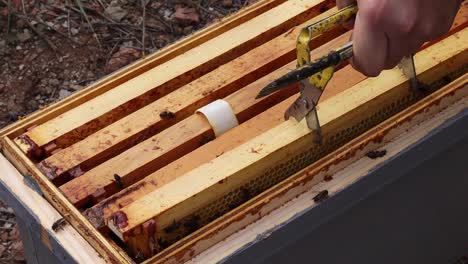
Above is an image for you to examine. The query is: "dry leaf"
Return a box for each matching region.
[173,5,200,25]
[106,47,140,73]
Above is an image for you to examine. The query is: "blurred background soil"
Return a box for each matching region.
[0,0,255,262]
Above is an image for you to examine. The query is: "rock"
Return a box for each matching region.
[48,78,60,86]
[163,9,172,20]
[105,4,128,22]
[70,84,83,91]
[5,111,18,122]
[30,99,39,109]
[86,71,95,79]
[122,40,133,47]
[183,26,193,35]
[59,89,73,100]
[173,5,200,25]
[45,21,54,28]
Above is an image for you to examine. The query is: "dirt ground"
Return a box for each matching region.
[0,0,254,262]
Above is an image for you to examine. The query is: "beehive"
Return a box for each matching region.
[0,0,467,262]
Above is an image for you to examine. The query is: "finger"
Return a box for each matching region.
[343,18,355,30]
[336,0,355,9]
[384,36,422,70]
[351,7,388,76]
[379,1,419,69]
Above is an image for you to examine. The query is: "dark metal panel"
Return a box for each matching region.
[224,109,468,264]
[16,217,41,264]
[0,176,78,263]
[15,216,69,264]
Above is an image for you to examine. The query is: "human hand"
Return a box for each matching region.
[336,0,462,76]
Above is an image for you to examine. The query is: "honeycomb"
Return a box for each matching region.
[158,66,467,248]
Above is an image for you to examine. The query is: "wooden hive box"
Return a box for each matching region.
[0,0,467,263]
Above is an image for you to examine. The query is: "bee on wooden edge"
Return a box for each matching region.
[313,190,329,203]
[366,149,387,159]
[160,111,175,119]
[52,218,67,232]
[114,173,124,189]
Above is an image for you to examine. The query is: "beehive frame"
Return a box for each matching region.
[0,0,466,262]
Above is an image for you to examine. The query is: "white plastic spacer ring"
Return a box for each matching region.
[196,99,239,137]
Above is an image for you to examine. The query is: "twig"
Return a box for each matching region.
[77,78,97,85]
[120,45,147,50]
[65,4,135,38]
[92,21,162,32]
[147,11,172,32]
[65,3,114,23]
[51,85,58,98]
[6,0,12,36]
[212,6,228,16]
[95,0,107,9]
[74,0,101,48]
[197,3,222,18]
[15,14,84,46]
[141,0,147,57]
[24,19,59,52]
[67,0,71,37]
[94,21,133,36]
[38,18,84,46]
[0,219,16,224]
[149,33,156,51]
[132,36,143,47]
[105,39,122,66]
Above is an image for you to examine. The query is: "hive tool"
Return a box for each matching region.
[256,4,420,144]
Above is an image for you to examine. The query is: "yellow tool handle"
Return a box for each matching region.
[296,4,358,67]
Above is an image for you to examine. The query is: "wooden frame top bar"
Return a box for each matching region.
[0,0,465,262]
[108,28,468,240]
[14,0,334,158]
